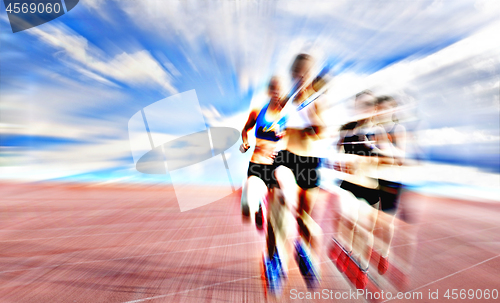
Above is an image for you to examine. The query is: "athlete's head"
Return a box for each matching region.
[268,76,282,105]
[376,95,398,123]
[354,90,377,118]
[291,54,314,88]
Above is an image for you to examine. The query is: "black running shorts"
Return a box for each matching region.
[247,162,276,187]
[273,150,320,189]
[340,180,379,205]
[378,179,403,212]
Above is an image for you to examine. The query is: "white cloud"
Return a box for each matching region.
[325,20,500,125]
[29,22,177,94]
[419,127,500,146]
[0,137,134,182]
[93,0,498,103]
[475,0,500,13]
[3,0,500,184]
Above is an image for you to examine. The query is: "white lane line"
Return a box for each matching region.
[2,223,497,274]
[381,254,500,302]
[0,234,315,274]
[123,275,260,303]
[122,260,334,303]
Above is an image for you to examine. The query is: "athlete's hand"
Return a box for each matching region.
[362,136,376,151]
[333,161,341,171]
[335,160,356,174]
[270,150,279,160]
[239,143,250,153]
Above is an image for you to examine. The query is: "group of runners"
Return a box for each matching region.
[240,53,407,295]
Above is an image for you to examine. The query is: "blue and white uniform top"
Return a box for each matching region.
[255,102,287,142]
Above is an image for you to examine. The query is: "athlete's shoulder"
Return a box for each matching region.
[248,101,268,119]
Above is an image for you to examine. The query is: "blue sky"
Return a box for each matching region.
[0,0,499,185]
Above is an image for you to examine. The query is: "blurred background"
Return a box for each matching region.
[1,0,498,195]
[1,1,499,302]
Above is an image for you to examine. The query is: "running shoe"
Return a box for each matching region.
[328,238,343,262]
[356,267,368,290]
[294,240,320,289]
[336,249,349,273]
[272,249,287,280]
[343,257,365,289]
[347,256,368,290]
[378,255,389,275]
[263,254,282,295]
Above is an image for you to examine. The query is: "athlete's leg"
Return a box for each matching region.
[373,180,402,274]
[271,165,301,277]
[297,187,323,270]
[274,166,299,211]
[379,190,419,290]
[274,164,321,240]
[372,209,395,275]
[275,164,323,287]
[267,187,291,275]
[262,184,290,295]
[374,208,396,256]
[329,185,361,253]
[241,175,268,225]
[297,188,321,243]
[326,185,359,276]
[352,199,378,269]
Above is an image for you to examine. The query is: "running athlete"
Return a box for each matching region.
[372,95,406,275]
[240,77,286,230]
[331,90,393,289]
[270,54,327,289]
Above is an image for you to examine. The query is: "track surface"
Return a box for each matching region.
[0,183,499,302]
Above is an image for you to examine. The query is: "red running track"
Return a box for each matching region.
[0,182,499,302]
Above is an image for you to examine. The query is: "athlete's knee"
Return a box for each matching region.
[341,215,356,230]
[247,175,267,189]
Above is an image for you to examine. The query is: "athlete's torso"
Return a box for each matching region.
[284,88,324,157]
[251,102,285,165]
[378,122,403,182]
[342,132,377,157]
[338,123,379,189]
[255,102,285,142]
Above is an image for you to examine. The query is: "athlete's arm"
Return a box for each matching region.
[392,124,407,165]
[371,126,394,164]
[240,110,258,151]
[302,97,327,139]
